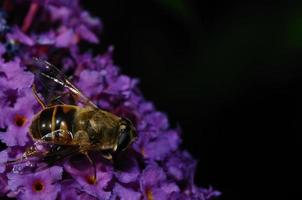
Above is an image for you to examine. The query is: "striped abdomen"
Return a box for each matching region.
[30,105,78,142]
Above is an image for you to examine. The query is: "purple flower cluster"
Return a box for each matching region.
[0,1,220,199]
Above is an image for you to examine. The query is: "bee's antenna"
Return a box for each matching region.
[32,83,47,108]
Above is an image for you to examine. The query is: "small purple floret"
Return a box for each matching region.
[7,166,62,200]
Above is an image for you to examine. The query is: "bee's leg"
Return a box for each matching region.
[73,130,90,145]
[102,152,113,161]
[83,151,97,183]
[24,145,40,157]
[6,144,42,165]
[42,145,79,165]
[32,84,46,108]
[74,130,97,181]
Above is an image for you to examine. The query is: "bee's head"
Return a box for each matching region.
[115,117,137,152]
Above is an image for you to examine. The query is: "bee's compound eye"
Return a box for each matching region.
[117,125,131,151]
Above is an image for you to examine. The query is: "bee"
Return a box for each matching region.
[10,58,137,171]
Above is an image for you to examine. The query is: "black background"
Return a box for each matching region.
[82,1,301,199]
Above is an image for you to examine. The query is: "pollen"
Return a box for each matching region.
[146,188,153,200]
[32,180,44,192]
[14,114,27,127]
[86,175,97,185]
[141,147,145,156]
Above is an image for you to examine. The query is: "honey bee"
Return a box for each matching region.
[11,58,137,169]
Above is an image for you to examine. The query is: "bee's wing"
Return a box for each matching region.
[31,57,98,108]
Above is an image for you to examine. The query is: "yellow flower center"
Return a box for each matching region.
[14,114,27,127]
[86,175,97,185]
[147,188,153,200]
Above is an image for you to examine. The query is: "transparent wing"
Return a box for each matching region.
[31,57,98,108]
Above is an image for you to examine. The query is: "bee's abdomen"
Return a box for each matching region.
[30,105,77,141]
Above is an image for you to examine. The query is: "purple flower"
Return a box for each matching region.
[75,24,99,43]
[55,28,78,48]
[44,0,101,47]
[0,173,9,196]
[0,58,34,90]
[78,69,105,97]
[0,150,8,173]
[112,183,141,200]
[71,46,114,72]
[33,31,56,45]
[6,27,34,46]
[198,186,222,200]
[7,166,63,200]
[139,162,180,200]
[165,150,197,182]
[143,111,169,131]
[105,75,134,95]
[0,1,220,200]
[59,181,80,200]
[0,89,36,146]
[140,129,181,160]
[114,152,140,184]
[59,180,98,200]
[0,43,7,57]
[47,5,72,22]
[64,159,112,199]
